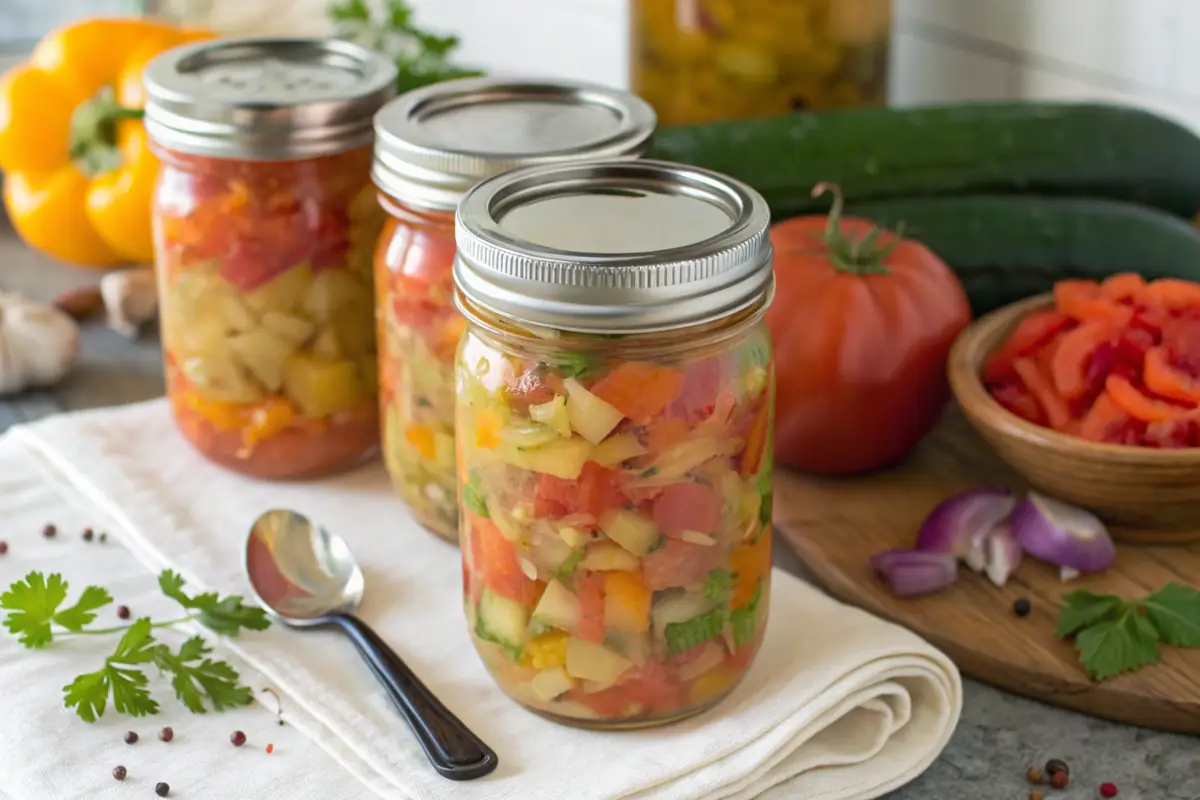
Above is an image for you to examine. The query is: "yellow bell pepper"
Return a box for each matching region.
[0,18,213,267]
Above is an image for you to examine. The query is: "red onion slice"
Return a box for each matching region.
[983,523,1023,587]
[870,549,958,597]
[914,490,1018,569]
[1011,492,1116,572]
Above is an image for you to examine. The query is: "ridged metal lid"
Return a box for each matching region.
[454,159,774,334]
[143,37,398,160]
[372,76,657,211]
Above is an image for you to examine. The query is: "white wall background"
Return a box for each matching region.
[9,0,1200,134]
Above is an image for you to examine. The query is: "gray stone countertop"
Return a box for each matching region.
[0,217,1195,799]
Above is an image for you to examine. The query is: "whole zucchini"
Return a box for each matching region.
[646,102,1200,220]
[845,195,1200,316]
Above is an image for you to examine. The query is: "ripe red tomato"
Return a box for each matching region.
[765,186,971,475]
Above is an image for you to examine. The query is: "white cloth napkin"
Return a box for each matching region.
[0,400,961,800]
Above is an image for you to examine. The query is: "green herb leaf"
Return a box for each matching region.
[1141,583,1200,647]
[53,585,114,632]
[1055,590,1127,639]
[110,617,159,665]
[463,470,489,518]
[154,637,253,714]
[552,351,594,380]
[1,571,70,647]
[1073,607,1161,681]
[63,619,161,722]
[158,570,270,636]
[62,669,109,723]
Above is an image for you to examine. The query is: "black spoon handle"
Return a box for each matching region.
[329,613,498,780]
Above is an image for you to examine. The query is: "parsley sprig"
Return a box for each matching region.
[1,570,270,722]
[329,0,483,93]
[1056,582,1200,681]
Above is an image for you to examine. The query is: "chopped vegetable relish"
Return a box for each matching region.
[154,146,383,478]
[374,206,462,539]
[457,321,774,725]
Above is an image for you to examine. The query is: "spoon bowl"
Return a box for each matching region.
[244,508,498,781]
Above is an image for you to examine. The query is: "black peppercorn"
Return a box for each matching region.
[124,731,138,744]
[230,730,246,747]
[1045,758,1069,777]
[117,605,131,620]
[1013,598,1032,617]
[155,781,170,797]
[1050,771,1069,790]
[0,541,8,555]
[82,527,94,541]
[112,765,127,781]
[159,726,174,743]
[42,523,56,538]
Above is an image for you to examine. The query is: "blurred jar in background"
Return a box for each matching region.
[631,0,891,126]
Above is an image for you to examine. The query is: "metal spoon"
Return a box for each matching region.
[244,508,498,781]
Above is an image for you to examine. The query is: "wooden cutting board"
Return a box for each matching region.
[773,406,1200,735]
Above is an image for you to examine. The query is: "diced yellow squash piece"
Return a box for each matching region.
[227,329,297,392]
[180,349,263,405]
[260,311,314,346]
[591,434,647,468]
[282,354,360,418]
[405,424,437,460]
[311,326,342,359]
[242,265,312,314]
[526,631,570,669]
[220,295,257,332]
[565,637,632,684]
[599,508,660,556]
[603,572,651,633]
[530,395,570,437]
[563,377,624,444]
[303,269,367,322]
[531,581,581,633]
[578,542,640,572]
[530,667,574,702]
[171,308,228,358]
[496,436,591,480]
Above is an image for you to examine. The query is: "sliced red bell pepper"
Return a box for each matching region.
[1105,374,1198,422]
[982,310,1074,383]
[1012,357,1072,430]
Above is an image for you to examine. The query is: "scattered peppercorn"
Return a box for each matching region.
[265,743,274,754]
[0,541,8,555]
[117,605,131,620]
[1045,759,1069,778]
[1050,771,1069,790]
[42,523,56,538]
[1099,782,1118,798]
[1030,791,1045,800]
[230,730,247,747]
[124,731,138,745]
[155,781,170,797]
[99,532,108,543]
[112,766,127,781]
[159,726,173,743]
[1013,597,1032,617]
[1027,766,1044,784]
[82,527,94,541]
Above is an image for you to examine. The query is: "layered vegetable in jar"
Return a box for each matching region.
[371,78,656,541]
[143,38,397,478]
[453,159,775,727]
[631,0,891,125]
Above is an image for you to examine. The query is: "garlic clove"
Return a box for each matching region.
[0,291,80,396]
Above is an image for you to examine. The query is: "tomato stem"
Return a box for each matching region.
[810,182,899,276]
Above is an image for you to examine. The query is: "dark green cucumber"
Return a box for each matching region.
[845,195,1200,316]
[645,102,1200,219]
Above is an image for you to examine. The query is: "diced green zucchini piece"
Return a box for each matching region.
[599,508,660,556]
[730,579,764,649]
[497,436,591,479]
[531,580,580,633]
[703,569,733,602]
[664,608,726,654]
[476,589,529,656]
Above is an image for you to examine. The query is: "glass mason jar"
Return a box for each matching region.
[631,0,891,125]
[453,159,776,728]
[143,38,397,479]
[371,78,657,542]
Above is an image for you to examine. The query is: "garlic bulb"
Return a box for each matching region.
[0,292,80,396]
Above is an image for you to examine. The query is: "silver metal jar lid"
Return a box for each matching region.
[372,76,657,211]
[143,37,398,160]
[454,159,774,334]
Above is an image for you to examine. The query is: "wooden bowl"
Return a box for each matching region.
[948,293,1200,544]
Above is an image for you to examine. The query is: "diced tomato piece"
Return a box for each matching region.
[470,517,541,604]
[1142,419,1197,449]
[988,379,1047,425]
[504,364,562,414]
[1105,374,1198,422]
[575,573,606,644]
[652,482,723,538]
[590,362,685,421]
[573,660,683,717]
[1143,346,1200,404]
[666,356,723,422]
[641,539,727,591]
[533,462,626,519]
[1054,279,1134,323]
[1142,278,1200,312]
[1098,272,1147,303]
[982,310,1074,383]
[1050,320,1120,399]
[1013,358,1072,430]
[645,416,690,454]
[726,628,765,672]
